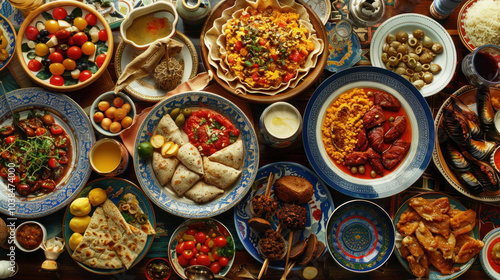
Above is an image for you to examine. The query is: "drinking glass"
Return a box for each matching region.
[330,20,353,50]
[461,44,500,87]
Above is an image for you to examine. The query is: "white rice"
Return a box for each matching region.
[463,0,500,47]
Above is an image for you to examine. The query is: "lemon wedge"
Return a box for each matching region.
[150,135,165,149]
[161,141,179,157]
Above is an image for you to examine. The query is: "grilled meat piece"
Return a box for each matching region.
[374,90,401,111]
[384,116,407,143]
[382,139,410,169]
[368,126,385,153]
[344,151,368,166]
[363,105,386,129]
[365,148,384,176]
[355,128,369,151]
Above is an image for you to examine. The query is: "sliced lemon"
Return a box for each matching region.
[150,135,165,149]
[166,143,179,157]
[161,141,174,157]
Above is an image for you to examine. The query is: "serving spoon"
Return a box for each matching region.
[184,265,231,280]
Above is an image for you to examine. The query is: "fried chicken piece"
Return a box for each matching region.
[454,234,484,263]
[399,244,410,259]
[430,197,451,214]
[402,235,424,259]
[415,221,437,252]
[397,209,422,237]
[407,254,429,278]
[436,233,456,260]
[423,214,451,238]
[428,250,455,275]
[409,197,443,222]
[450,209,476,236]
[447,208,462,219]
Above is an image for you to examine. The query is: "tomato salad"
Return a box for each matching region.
[21,6,109,86]
[0,111,72,197]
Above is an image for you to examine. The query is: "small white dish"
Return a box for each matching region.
[259,102,302,149]
[90,91,137,137]
[14,221,47,253]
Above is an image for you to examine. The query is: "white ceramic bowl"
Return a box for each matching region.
[120,1,179,49]
[14,221,47,252]
[90,91,136,137]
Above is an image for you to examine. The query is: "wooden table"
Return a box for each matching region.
[0,0,495,279]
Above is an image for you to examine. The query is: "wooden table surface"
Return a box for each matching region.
[1,0,496,279]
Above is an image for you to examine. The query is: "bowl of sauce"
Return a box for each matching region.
[120,1,179,49]
[14,221,46,252]
[145,258,171,280]
[481,227,500,279]
[259,102,302,148]
[89,138,129,177]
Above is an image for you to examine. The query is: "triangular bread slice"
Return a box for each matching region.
[289,239,308,259]
[203,157,241,189]
[103,199,147,269]
[152,152,179,186]
[184,181,224,203]
[171,164,202,196]
[208,139,244,169]
[153,114,185,146]
[71,207,124,269]
[177,143,204,175]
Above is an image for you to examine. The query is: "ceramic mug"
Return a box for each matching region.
[89,138,129,176]
[461,44,500,87]
[259,102,302,148]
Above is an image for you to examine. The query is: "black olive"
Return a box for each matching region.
[36,34,42,42]
[64,15,74,24]
[42,58,51,67]
[42,36,51,43]
[39,29,49,37]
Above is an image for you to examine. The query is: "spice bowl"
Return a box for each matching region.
[14,221,47,253]
[145,258,171,280]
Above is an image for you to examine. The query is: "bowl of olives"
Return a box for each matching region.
[90,91,136,137]
[145,258,171,280]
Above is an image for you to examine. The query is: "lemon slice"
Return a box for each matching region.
[161,141,174,157]
[166,143,179,157]
[151,135,165,149]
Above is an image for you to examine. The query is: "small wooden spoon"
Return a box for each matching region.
[264,172,274,198]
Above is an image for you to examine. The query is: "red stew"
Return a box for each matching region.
[16,223,43,250]
[182,110,240,156]
[488,236,500,273]
[494,149,500,171]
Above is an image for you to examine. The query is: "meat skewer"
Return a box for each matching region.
[258,224,284,280]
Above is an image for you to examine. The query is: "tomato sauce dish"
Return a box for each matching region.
[14,221,47,252]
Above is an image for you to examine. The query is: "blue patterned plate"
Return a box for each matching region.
[393,192,478,280]
[0,88,94,218]
[134,91,259,218]
[234,162,335,270]
[325,22,362,73]
[303,66,435,199]
[326,199,395,273]
[481,227,500,280]
[63,178,155,275]
[0,13,16,72]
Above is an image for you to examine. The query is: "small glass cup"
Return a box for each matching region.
[89,138,129,176]
[461,44,500,87]
[330,20,353,50]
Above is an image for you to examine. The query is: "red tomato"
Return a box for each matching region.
[28,59,42,72]
[210,262,222,274]
[195,232,206,244]
[176,242,186,254]
[289,50,303,62]
[219,257,229,267]
[204,238,212,247]
[1,151,10,159]
[35,127,46,136]
[55,45,67,56]
[252,72,260,82]
[41,179,56,190]
[98,29,107,41]
[25,26,39,41]
[68,37,75,46]
[16,184,30,196]
[283,72,295,83]
[10,175,20,185]
[189,257,198,266]
[185,229,197,236]
[5,135,16,144]
[0,167,8,178]
[67,46,82,60]
[25,127,35,137]
[184,241,196,250]
[84,13,98,26]
[50,124,63,135]
[235,41,243,51]
[79,70,92,82]
[199,245,209,255]
[48,52,64,63]
[50,75,65,86]
[177,255,188,267]
[52,7,67,20]
[182,249,195,260]
[259,38,267,46]
[72,32,88,45]
[212,251,220,260]
[48,157,58,169]
[271,54,279,61]
[59,155,69,165]
[214,236,227,248]
[196,255,211,266]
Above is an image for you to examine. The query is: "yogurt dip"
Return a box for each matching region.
[259,102,302,148]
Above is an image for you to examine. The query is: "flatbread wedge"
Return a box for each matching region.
[120,193,156,235]
[152,151,179,186]
[153,114,185,146]
[72,207,124,269]
[203,157,242,189]
[184,181,224,203]
[178,143,204,175]
[208,139,244,169]
[171,164,202,196]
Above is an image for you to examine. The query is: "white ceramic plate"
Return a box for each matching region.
[481,227,500,280]
[370,13,457,97]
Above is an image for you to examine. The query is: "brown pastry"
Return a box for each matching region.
[297,234,318,266]
[274,176,314,204]
[289,239,308,259]
[248,217,272,233]
[313,241,325,261]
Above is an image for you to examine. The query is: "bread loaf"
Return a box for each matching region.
[274,176,313,204]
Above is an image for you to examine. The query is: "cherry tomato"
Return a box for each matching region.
[72,32,88,46]
[27,59,42,72]
[214,236,227,248]
[199,245,210,255]
[84,13,98,26]
[210,262,222,274]
[41,179,56,190]
[79,70,92,82]
[219,257,229,267]
[189,257,198,266]
[55,29,71,43]
[95,54,106,68]
[50,124,63,135]
[73,17,88,31]
[50,75,65,86]
[1,151,10,159]
[98,29,108,41]
[0,167,8,178]
[55,135,70,148]
[195,232,206,244]
[176,242,186,254]
[81,41,95,56]
[182,249,195,260]
[35,43,49,56]
[10,175,20,185]
[186,229,197,236]
[184,241,196,250]
[25,26,39,41]
[25,127,35,137]
[35,127,46,136]
[5,135,15,144]
[196,255,211,266]
[62,58,76,70]
[59,155,69,165]
[16,184,30,196]
[45,20,60,34]
[67,46,82,60]
[212,251,220,260]
[177,255,188,267]
[52,7,67,20]
[49,63,65,76]
[55,44,68,56]
[48,52,64,64]
[48,157,59,169]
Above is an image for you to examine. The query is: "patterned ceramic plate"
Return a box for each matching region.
[0,88,94,218]
[481,227,500,280]
[325,22,362,73]
[0,13,16,72]
[63,178,155,275]
[234,162,335,270]
[134,91,259,218]
[370,14,456,97]
[304,0,331,24]
[115,32,198,102]
[303,66,435,199]
[393,192,478,280]
[326,199,395,272]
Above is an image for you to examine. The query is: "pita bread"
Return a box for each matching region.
[152,152,179,186]
[203,157,242,189]
[184,181,224,203]
[72,207,124,269]
[153,114,185,146]
[103,199,147,269]
[208,139,244,169]
[121,193,156,235]
[171,164,202,196]
[178,143,204,175]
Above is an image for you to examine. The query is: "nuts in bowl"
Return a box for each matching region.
[90,92,136,137]
[16,1,113,92]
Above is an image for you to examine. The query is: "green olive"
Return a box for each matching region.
[170,108,181,119]
[358,165,365,174]
[182,108,192,117]
[367,91,373,97]
[175,113,185,127]
[389,117,395,122]
[370,170,377,178]
[351,166,358,174]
